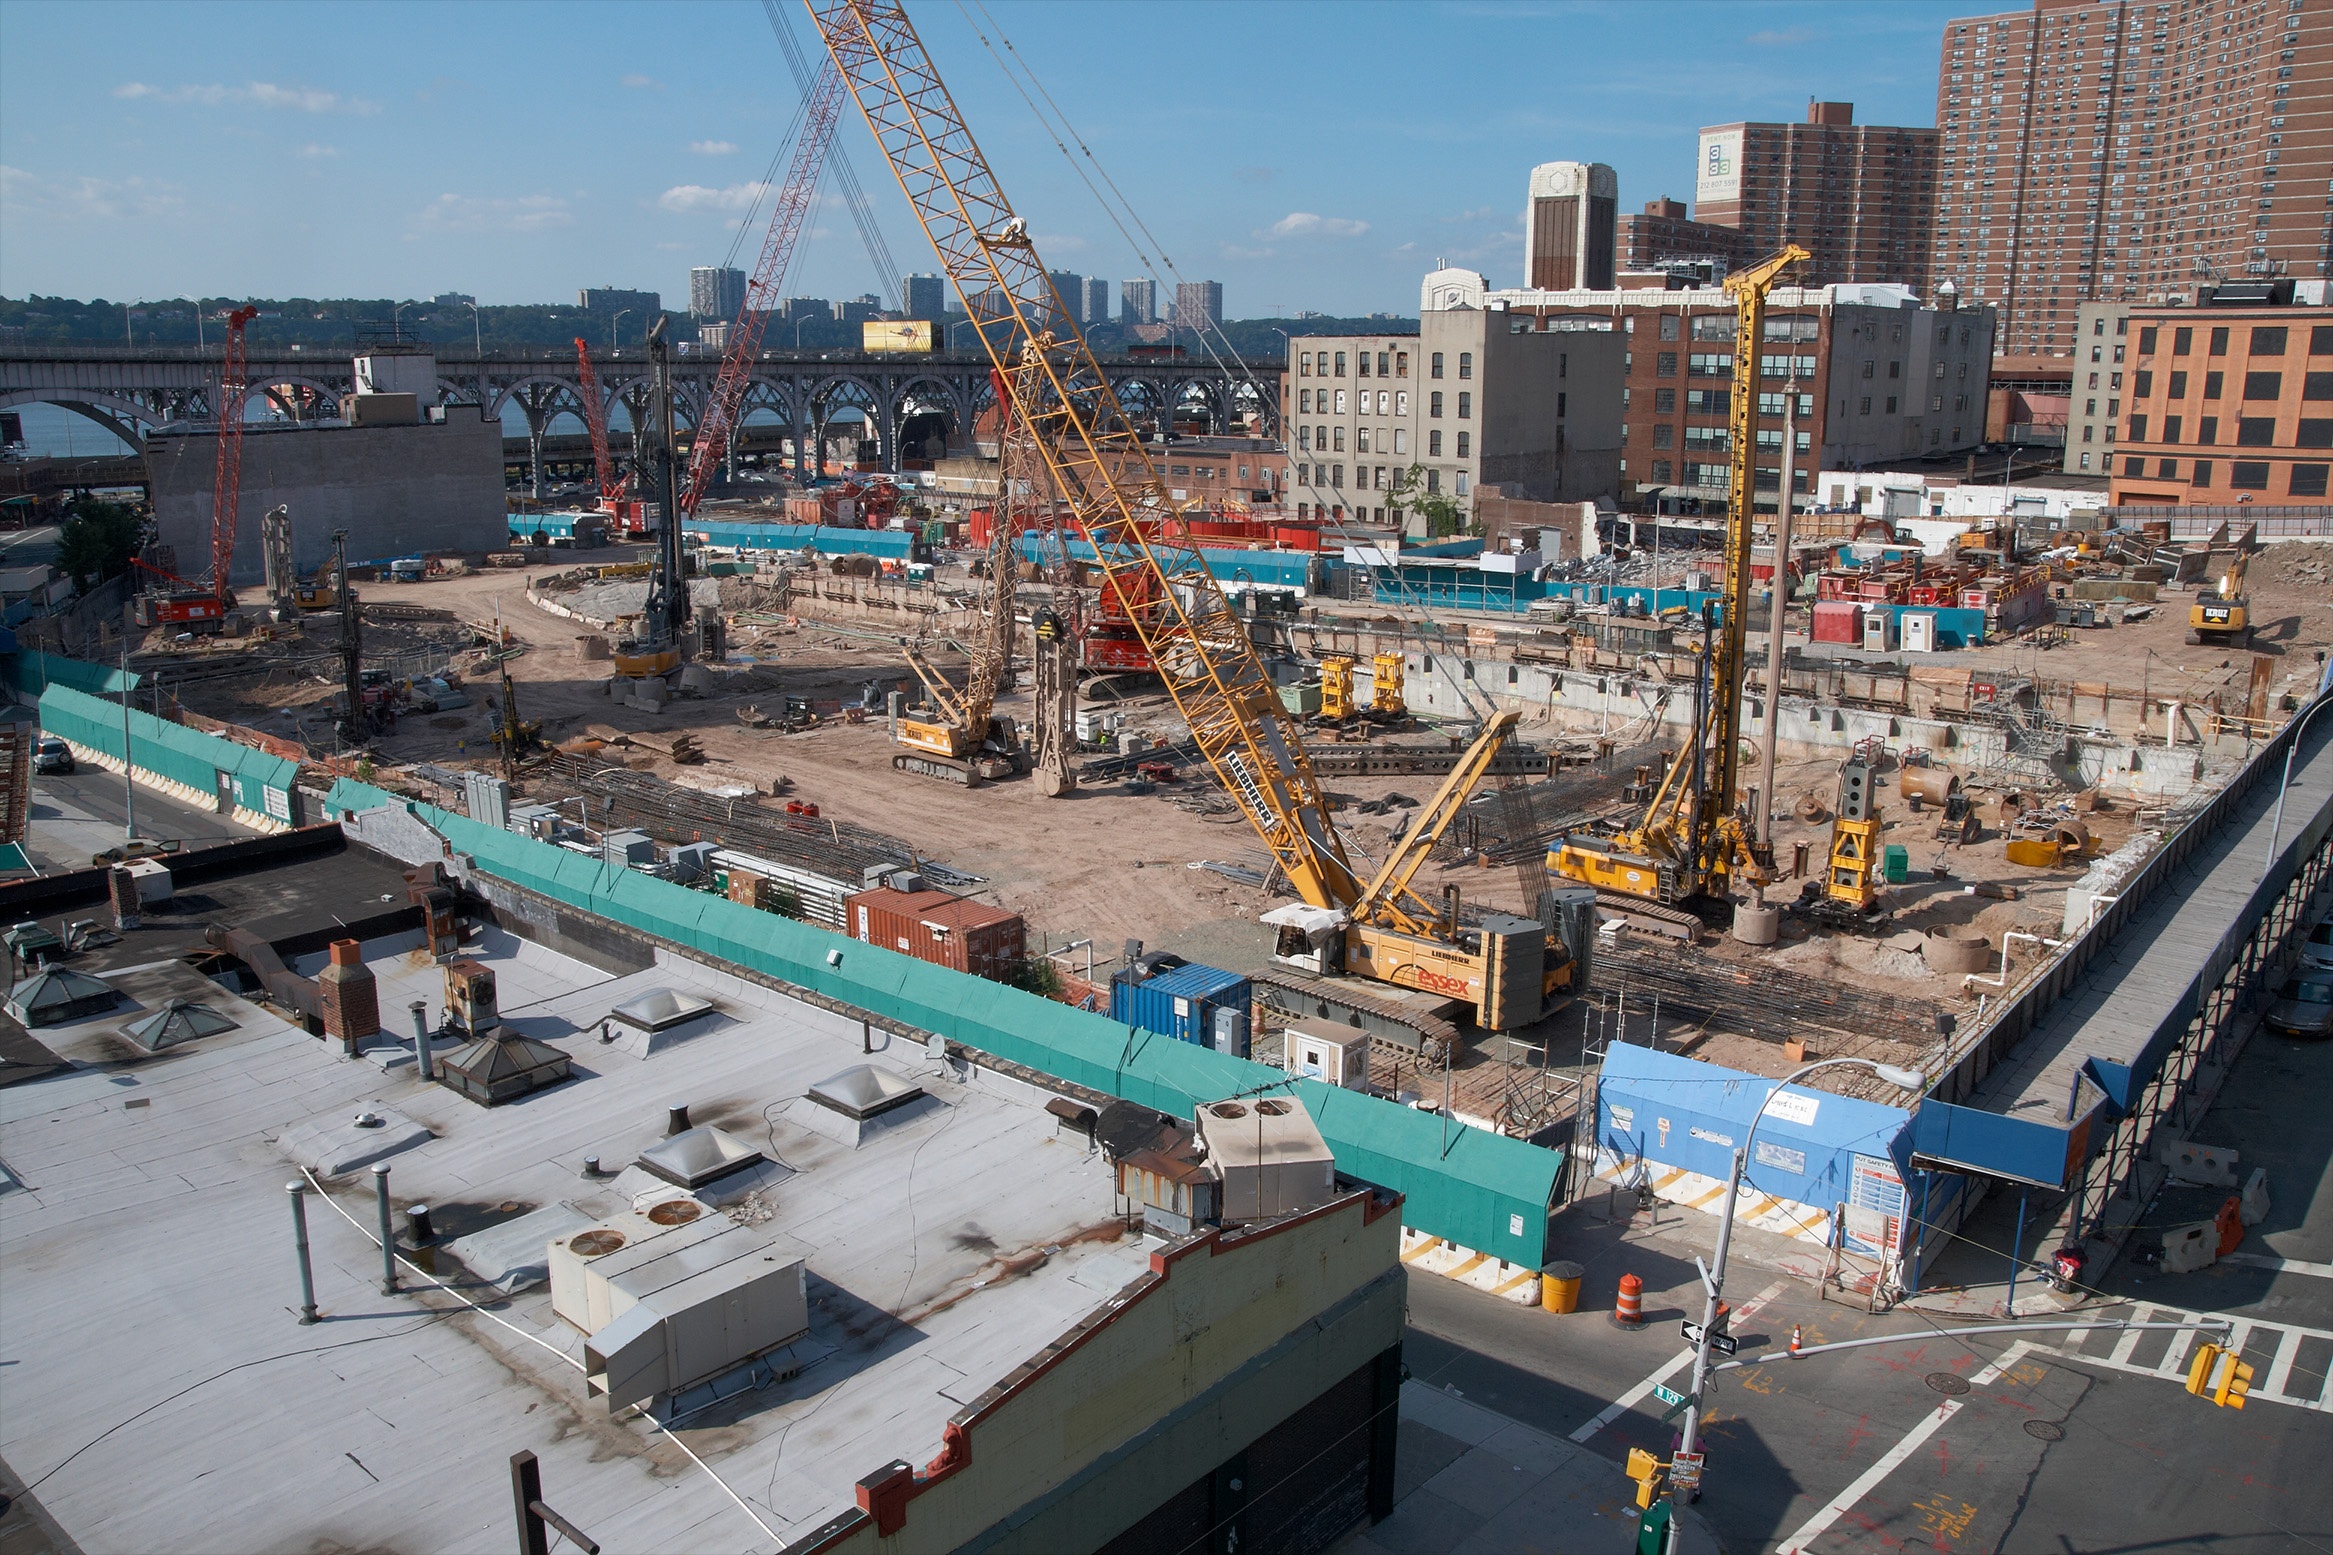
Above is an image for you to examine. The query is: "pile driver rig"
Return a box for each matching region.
[1545,245,1810,910]
[808,0,1591,1054]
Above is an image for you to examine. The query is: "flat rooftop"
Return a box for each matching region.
[0,915,1154,1553]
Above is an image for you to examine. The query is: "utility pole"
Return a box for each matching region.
[642,316,690,662]
[118,634,137,842]
[335,531,367,745]
[1753,378,1800,866]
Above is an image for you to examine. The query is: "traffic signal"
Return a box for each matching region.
[2213,1355,2255,1410]
[1625,1447,1663,1509]
[2185,1342,2222,1398]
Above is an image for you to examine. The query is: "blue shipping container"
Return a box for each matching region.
[1109,961,1253,1054]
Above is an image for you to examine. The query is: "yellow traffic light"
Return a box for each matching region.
[2214,1356,2255,1410]
[2185,1342,2222,1398]
[1625,1447,1663,1509]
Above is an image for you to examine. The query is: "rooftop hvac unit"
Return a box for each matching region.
[443,959,498,1036]
[1281,1016,1370,1091]
[567,1212,810,1411]
[1194,1095,1336,1223]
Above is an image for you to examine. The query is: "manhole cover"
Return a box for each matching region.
[2023,1419,2066,1441]
[646,1200,703,1226]
[1925,1371,1972,1395]
[569,1229,626,1257]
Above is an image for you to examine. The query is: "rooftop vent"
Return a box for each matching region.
[121,999,237,1052]
[635,1124,765,1190]
[609,987,715,1033]
[436,1027,574,1107]
[6,967,121,1027]
[805,1063,927,1123]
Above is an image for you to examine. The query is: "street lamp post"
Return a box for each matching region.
[950,318,978,352]
[2261,682,2333,880]
[612,310,633,354]
[1669,1055,1925,1544]
[393,301,412,343]
[465,301,482,355]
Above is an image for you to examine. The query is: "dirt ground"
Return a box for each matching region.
[140,539,2329,1108]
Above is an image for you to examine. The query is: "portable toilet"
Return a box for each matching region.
[1862,609,1898,653]
[1901,611,1939,653]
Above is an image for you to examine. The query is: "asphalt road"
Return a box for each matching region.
[1402,1125,2333,1554]
[23,764,247,871]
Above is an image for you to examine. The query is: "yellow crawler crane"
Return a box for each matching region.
[810,0,1587,1053]
[1545,246,1808,906]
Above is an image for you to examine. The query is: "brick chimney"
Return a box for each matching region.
[318,938,381,1048]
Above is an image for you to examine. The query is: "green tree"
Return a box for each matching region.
[54,498,148,591]
[1388,464,1470,539]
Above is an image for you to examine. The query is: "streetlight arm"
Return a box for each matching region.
[2261,687,2333,881]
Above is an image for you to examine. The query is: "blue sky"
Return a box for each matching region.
[2,0,1969,318]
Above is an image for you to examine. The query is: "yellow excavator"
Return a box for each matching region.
[1545,246,1807,908]
[2188,549,2253,647]
[811,0,1593,1055]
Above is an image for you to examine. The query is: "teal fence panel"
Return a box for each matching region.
[40,685,297,816]
[6,650,139,700]
[325,779,1566,1265]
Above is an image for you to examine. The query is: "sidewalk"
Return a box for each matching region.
[1336,1381,1715,1555]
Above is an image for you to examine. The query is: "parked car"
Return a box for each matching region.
[2299,918,2333,974]
[2265,973,2333,1039]
[33,737,72,775]
[88,838,182,868]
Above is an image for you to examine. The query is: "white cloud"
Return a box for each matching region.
[621,74,665,90]
[1220,243,1276,262]
[688,139,738,156]
[0,164,185,221]
[296,143,339,159]
[412,193,574,234]
[114,80,379,114]
[1267,212,1370,239]
[657,181,768,214]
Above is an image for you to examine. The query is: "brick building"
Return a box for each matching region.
[1525,162,1618,291]
[2105,289,2333,504]
[1932,0,2333,360]
[1479,273,1995,513]
[1692,102,1939,294]
[1619,198,1752,275]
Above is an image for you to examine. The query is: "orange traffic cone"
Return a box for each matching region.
[1612,1272,1645,1329]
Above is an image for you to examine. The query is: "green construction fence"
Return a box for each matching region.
[7,649,140,701]
[38,684,298,823]
[328,777,1568,1267]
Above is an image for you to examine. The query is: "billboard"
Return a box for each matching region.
[1696,129,1743,205]
[863,320,934,353]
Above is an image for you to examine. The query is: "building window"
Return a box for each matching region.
[1395,351,1409,378]
[2236,416,2276,446]
[2192,460,2212,487]
[2133,370,2153,397]
[2138,326,2159,354]
[1456,392,1471,419]
[1659,316,1680,342]
[1430,392,1444,418]
[2128,414,2148,441]
[1356,427,1370,454]
[1653,424,1674,449]
[2293,464,2331,497]
[1428,429,1442,456]
[1859,396,1872,414]
[2252,326,2289,356]
[2204,371,2225,400]
[1655,388,1676,413]
[1334,390,1348,414]
[1331,463,1344,488]
[1651,459,1673,482]
[1332,427,1345,452]
[1455,471,1469,496]
[2157,459,2179,478]
[1393,428,1408,455]
[1456,431,1471,458]
[2174,326,2193,355]
[1885,396,1898,414]
[1299,352,1312,376]
[2210,326,2230,355]
[2298,419,2333,449]
[1395,391,1409,416]
[1357,352,1370,379]
[1458,352,1473,380]
[1862,360,1876,379]
[2230,460,2270,490]
[2123,456,2145,476]
[2164,415,2183,444]
[2244,372,2283,401]
[2082,426,2094,443]
[1298,388,1311,414]
[1888,361,1902,380]
[2079,452,2091,469]
[1557,392,1566,418]
[2088,372,2099,389]
[2305,371,2333,401]
[1425,468,1439,493]
[1298,426,1311,451]
[2169,370,2188,398]
[1430,352,1444,379]
[2313,326,2333,356]
[2199,415,2219,445]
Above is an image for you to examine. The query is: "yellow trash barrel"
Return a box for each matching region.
[1541,1260,1584,1314]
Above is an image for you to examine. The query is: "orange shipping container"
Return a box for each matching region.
[844,887,1026,978]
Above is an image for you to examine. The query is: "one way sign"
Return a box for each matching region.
[1681,1320,1739,1357]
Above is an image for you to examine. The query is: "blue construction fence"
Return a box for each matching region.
[38,685,298,823]
[323,777,1570,1268]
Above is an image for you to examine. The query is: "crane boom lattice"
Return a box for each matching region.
[679,58,851,519]
[209,305,260,600]
[573,338,620,510]
[811,0,1361,909]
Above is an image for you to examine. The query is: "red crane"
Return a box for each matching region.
[676,58,849,520]
[209,305,260,601]
[572,337,637,531]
